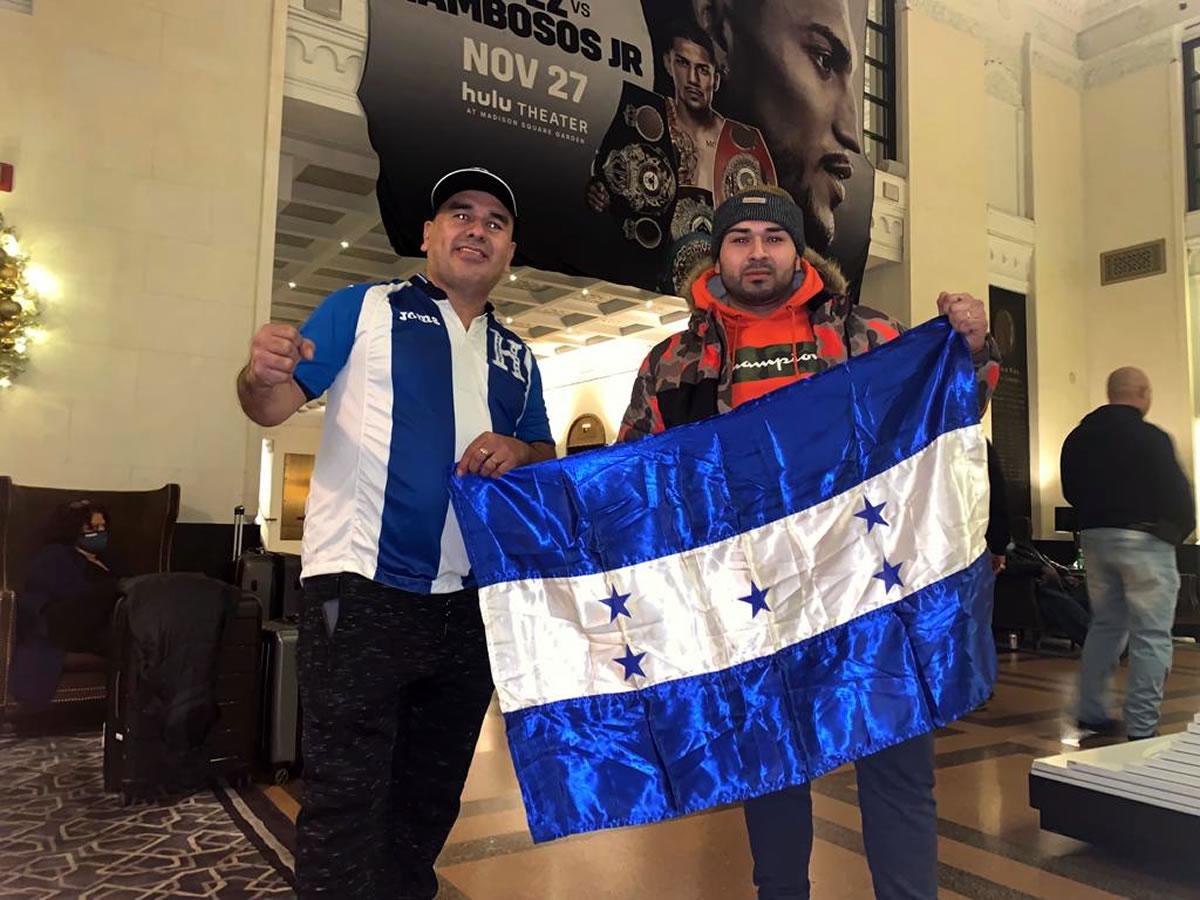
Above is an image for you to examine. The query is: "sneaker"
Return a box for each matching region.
[1077,718,1123,737]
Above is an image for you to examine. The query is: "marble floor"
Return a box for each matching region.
[258,645,1200,899]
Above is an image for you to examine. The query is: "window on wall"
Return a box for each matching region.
[864,0,899,165]
[1185,38,1200,211]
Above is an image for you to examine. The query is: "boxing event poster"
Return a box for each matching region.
[359,0,875,298]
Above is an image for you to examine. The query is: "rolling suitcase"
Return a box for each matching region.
[260,620,301,783]
[232,506,282,620]
[103,573,261,803]
[278,553,303,621]
[237,552,280,620]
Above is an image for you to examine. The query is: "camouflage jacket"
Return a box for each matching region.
[618,258,1002,441]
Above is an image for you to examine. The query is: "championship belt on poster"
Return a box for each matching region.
[669,187,714,243]
[592,82,678,250]
[713,122,778,207]
[359,0,876,297]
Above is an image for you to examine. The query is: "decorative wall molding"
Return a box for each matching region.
[1029,38,1086,91]
[303,0,343,18]
[869,209,905,264]
[1043,0,1088,29]
[284,7,367,115]
[1029,12,1079,54]
[1185,214,1200,276]
[1083,32,1178,87]
[1185,210,1200,241]
[902,0,1185,92]
[904,0,1077,57]
[868,172,907,265]
[1079,0,1196,58]
[984,57,1025,106]
[290,0,366,31]
[904,0,993,42]
[985,34,1027,81]
[1083,0,1145,31]
[987,208,1036,292]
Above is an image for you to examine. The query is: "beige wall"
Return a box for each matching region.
[1027,70,1090,536]
[0,0,284,522]
[903,11,990,323]
[1082,61,1194,487]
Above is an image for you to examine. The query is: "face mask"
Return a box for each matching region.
[78,531,109,555]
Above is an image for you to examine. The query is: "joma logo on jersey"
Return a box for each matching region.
[396,310,439,325]
[490,333,527,383]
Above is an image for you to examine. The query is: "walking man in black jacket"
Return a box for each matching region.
[1061,367,1196,739]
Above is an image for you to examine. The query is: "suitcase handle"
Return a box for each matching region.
[113,668,121,733]
[232,505,246,561]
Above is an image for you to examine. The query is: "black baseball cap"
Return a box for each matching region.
[429,167,518,221]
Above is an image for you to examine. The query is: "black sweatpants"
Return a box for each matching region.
[296,573,494,899]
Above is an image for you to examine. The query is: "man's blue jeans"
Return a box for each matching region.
[1078,528,1180,737]
[742,733,937,899]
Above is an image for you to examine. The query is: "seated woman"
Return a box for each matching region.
[10,500,122,710]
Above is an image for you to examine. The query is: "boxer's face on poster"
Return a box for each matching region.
[358,0,877,297]
[707,0,861,253]
[664,37,720,117]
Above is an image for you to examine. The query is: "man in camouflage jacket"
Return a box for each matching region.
[617,187,1000,900]
[620,243,1000,441]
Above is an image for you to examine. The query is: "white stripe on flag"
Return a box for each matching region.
[481,424,988,713]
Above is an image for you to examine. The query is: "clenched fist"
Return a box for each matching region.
[246,323,315,390]
[936,292,988,354]
[586,179,611,214]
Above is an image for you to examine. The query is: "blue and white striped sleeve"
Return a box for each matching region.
[293,284,370,400]
[516,351,553,445]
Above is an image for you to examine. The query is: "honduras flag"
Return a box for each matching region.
[449,319,996,843]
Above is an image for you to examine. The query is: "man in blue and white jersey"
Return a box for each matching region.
[237,168,555,898]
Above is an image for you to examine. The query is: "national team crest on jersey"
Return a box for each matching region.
[292,276,553,594]
[490,333,528,383]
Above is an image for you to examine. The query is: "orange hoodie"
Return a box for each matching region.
[691,261,826,407]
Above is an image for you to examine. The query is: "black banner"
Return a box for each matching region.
[360,0,875,296]
[989,287,1032,524]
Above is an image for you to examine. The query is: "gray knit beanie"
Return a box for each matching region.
[711,187,807,256]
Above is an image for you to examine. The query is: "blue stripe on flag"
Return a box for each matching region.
[450,319,978,585]
[504,552,996,843]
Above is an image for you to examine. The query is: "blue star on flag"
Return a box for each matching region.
[855,497,889,532]
[873,558,905,593]
[614,645,646,680]
[598,585,632,622]
[737,581,772,617]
